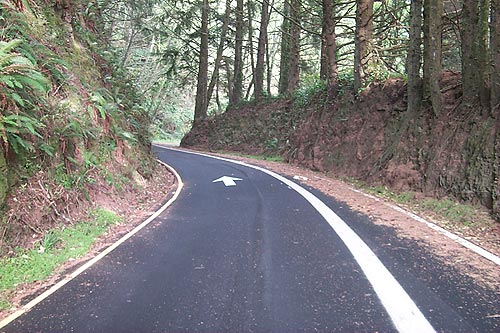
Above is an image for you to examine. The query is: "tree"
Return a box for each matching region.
[478,0,490,110]
[407,0,423,114]
[194,0,209,124]
[321,0,338,91]
[287,0,301,92]
[230,0,245,105]
[354,0,374,92]
[461,0,480,104]
[255,0,270,100]
[492,0,500,113]
[278,0,291,94]
[207,0,232,105]
[246,0,256,99]
[423,0,442,115]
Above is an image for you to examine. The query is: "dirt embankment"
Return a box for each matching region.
[0,151,173,256]
[182,73,500,221]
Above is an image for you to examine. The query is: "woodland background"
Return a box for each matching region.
[1,0,500,256]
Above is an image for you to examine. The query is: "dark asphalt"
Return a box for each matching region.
[2,146,499,332]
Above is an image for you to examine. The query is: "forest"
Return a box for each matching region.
[179,0,500,222]
[0,0,500,257]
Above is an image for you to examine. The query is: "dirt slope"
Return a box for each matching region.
[182,73,500,223]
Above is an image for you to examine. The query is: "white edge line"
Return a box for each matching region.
[158,146,435,333]
[0,160,184,330]
[350,188,500,267]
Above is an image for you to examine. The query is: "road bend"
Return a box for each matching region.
[1,146,499,332]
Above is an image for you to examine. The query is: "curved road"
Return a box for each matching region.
[1,146,499,332]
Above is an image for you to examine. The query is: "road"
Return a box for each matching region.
[1,146,499,332]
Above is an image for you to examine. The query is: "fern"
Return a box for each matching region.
[0,114,44,153]
[0,40,49,109]
[0,38,49,154]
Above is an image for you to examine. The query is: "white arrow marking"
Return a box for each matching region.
[212,176,243,187]
[163,147,435,333]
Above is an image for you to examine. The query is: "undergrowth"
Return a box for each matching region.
[217,151,284,163]
[351,180,487,228]
[0,0,158,252]
[0,208,122,310]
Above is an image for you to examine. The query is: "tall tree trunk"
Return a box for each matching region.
[266,25,272,96]
[247,0,256,97]
[423,0,442,115]
[354,0,374,92]
[322,0,338,91]
[461,0,480,104]
[230,0,244,105]
[287,0,300,92]
[255,0,270,100]
[492,0,500,220]
[279,0,291,94]
[266,0,274,96]
[407,0,423,114]
[207,0,231,105]
[492,0,500,113]
[478,0,491,112]
[194,0,209,124]
[320,19,328,81]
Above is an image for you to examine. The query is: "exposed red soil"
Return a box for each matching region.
[183,73,500,222]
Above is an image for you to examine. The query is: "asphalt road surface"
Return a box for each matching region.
[2,146,499,332]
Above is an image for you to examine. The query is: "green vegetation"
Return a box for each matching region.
[0,208,121,310]
[218,151,284,163]
[0,0,167,254]
[351,181,484,228]
[418,199,478,227]
[293,75,327,108]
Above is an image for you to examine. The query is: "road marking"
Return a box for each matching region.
[160,146,435,333]
[350,188,500,267]
[212,176,243,187]
[0,160,184,330]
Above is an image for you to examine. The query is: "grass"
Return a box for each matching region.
[153,139,182,147]
[218,151,284,163]
[347,179,483,228]
[0,208,122,311]
[417,199,477,227]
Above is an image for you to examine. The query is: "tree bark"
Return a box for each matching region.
[194,0,209,124]
[423,0,442,115]
[461,0,480,104]
[478,0,491,111]
[247,0,257,97]
[266,24,272,96]
[407,0,423,114]
[278,0,291,94]
[322,0,338,91]
[230,0,244,105]
[207,0,231,106]
[287,0,300,92]
[255,0,270,100]
[492,0,500,113]
[354,0,374,92]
